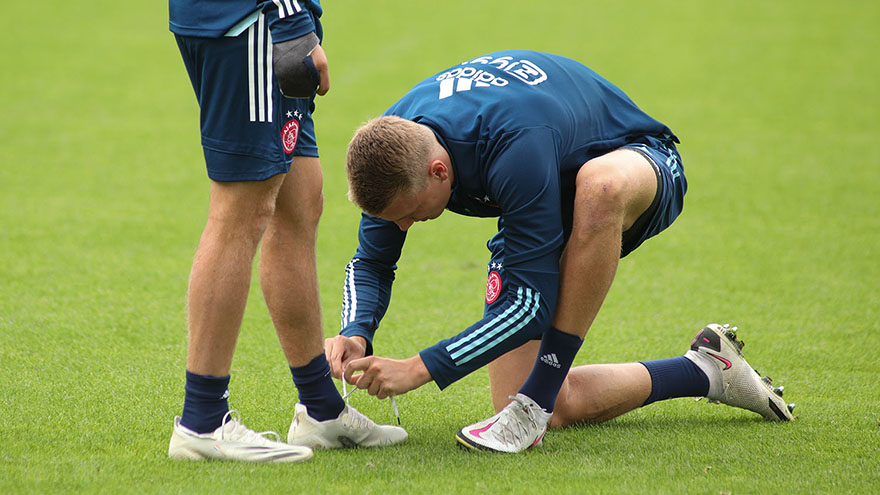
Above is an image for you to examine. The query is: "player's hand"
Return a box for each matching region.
[324,335,367,379]
[273,32,328,98]
[310,44,330,96]
[343,355,432,399]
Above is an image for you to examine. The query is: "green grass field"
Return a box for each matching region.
[2,1,878,493]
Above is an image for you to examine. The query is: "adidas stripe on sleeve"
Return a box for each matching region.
[338,214,406,355]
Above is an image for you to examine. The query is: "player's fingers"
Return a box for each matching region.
[347,372,362,389]
[354,370,374,392]
[311,45,330,95]
[339,346,362,374]
[344,356,371,385]
[367,379,382,397]
[324,337,344,379]
[345,356,371,372]
[328,357,342,379]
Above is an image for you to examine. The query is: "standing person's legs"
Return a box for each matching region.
[261,156,325,368]
[170,24,315,463]
[262,156,407,448]
[260,156,347,423]
[173,22,298,435]
[256,63,406,448]
[187,176,285,378]
[180,176,285,435]
[267,158,408,448]
[170,173,314,463]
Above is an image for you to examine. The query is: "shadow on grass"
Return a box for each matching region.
[564,413,772,431]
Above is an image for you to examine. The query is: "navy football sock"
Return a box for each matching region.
[640,356,710,406]
[290,354,345,422]
[518,327,584,412]
[180,370,231,434]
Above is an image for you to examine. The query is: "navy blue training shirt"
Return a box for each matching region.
[340,51,677,389]
[169,0,322,42]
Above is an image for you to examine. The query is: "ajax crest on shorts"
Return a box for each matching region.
[486,270,502,304]
[282,119,300,154]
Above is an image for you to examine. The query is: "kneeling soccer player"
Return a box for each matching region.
[325,50,794,453]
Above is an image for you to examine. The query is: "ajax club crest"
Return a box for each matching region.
[282,119,299,154]
[486,271,502,304]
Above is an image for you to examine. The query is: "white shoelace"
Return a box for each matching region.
[497,395,539,446]
[341,368,401,425]
[219,410,282,443]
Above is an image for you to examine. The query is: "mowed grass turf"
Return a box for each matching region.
[1,0,877,493]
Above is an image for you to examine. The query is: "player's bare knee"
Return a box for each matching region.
[208,195,276,242]
[297,191,324,234]
[308,188,325,224]
[275,187,324,234]
[246,201,279,240]
[571,165,629,239]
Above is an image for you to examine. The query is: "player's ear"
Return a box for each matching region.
[429,160,448,181]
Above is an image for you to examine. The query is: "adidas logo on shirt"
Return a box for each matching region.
[435,55,550,99]
[540,353,561,368]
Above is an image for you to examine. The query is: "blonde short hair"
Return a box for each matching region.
[346,116,434,215]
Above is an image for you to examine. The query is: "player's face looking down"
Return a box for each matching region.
[377,159,453,231]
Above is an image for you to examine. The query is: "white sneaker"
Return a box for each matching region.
[455,393,551,453]
[287,403,408,449]
[686,323,795,421]
[169,410,313,463]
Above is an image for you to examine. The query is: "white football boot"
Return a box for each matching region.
[287,403,408,449]
[455,393,552,453]
[685,323,795,421]
[168,410,313,463]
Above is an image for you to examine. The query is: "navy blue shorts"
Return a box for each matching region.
[618,135,687,257]
[174,14,318,182]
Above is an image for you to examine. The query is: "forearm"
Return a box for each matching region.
[344,353,434,398]
[339,256,397,356]
[404,354,433,390]
[420,285,548,389]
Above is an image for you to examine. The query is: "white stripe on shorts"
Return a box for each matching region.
[247,24,256,122]
[265,28,273,123]
[247,14,274,123]
[256,14,265,122]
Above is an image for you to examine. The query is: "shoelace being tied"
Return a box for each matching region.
[341,367,401,425]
